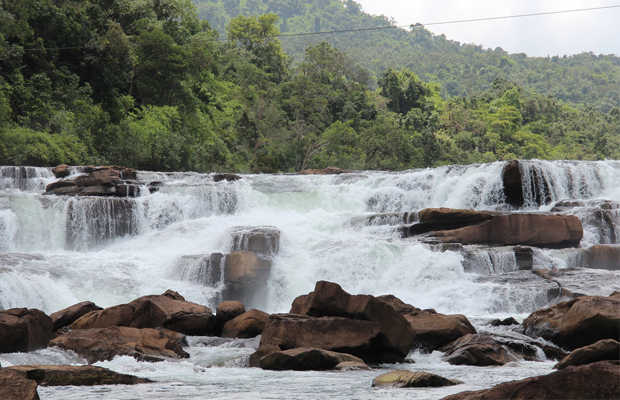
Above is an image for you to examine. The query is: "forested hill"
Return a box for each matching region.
[194,0,620,112]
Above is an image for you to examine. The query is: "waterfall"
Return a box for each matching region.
[0,166,54,191]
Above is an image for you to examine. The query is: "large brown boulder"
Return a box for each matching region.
[70,291,215,336]
[290,281,415,359]
[221,309,269,338]
[249,344,282,368]
[259,347,365,371]
[555,339,620,369]
[49,326,189,363]
[223,250,272,305]
[441,334,517,366]
[6,365,151,386]
[432,213,583,248]
[403,208,494,236]
[372,370,462,388]
[405,311,476,351]
[259,314,380,359]
[585,245,620,270]
[522,294,620,350]
[440,361,620,400]
[50,301,103,332]
[0,308,53,353]
[214,300,245,336]
[0,369,39,400]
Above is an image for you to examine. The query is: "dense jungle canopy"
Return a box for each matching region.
[1,0,619,172]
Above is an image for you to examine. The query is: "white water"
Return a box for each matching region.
[1,160,619,399]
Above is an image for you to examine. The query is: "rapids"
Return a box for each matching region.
[1,160,619,399]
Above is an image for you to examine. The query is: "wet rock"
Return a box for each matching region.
[361,212,417,227]
[514,246,534,270]
[0,308,53,353]
[523,294,620,350]
[441,334,517,366]
[223,251,272,305]
[585,245,620,270]
[490,317,519,327]
[502,160,524,208]
[229,226,280,256]
[402,208,494,237]
[51,164,71,178]
[299,167,351,175]
[173,253,224,287]
[45,166,138,197]
[214,300,245,336]
[0,369,39,400]
[432,213,583,248]
[213,173,241,182]
[334,361,371,370]
[440,361,620,400]
[6,365,152,386]
[372,370,462,388]
[50,301,103,332]
[249,344,281,368]
[555,339,620,369]
[259,347,366,371]
[531,267,618,298]
[259,314,380,359]
[70,291,215,336]
[49,326,189,363]
[290,281,415,359]
[221,309,269,338]
[147,181,164,193]
[405,311,476,352]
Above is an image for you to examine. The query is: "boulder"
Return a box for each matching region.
[213,173,241,182]
[441,334,517,366]
[259,347,366,371]
[299,167,351,175]
[585,245,620,270]
[490,317,519,327]
[0,369,39,400]
[249,344,282,368]
[223,251,272,305]
[50,301,103,332]
[405,311,476,352]
[45,166,138,197]
[70,291,215,336]
[259,313,380,359]
[0,308,53,353]
[6,365,151,386]
[51,164,71,178]
[555,339,620,369]
[372,370,462,388]
[214,300,245,336]
[334,361,371,370]
[221,309,269,338]
[432,213,583,248]
[402,208,494,237]
[522,294,620,350]
[290,281,415,359]
[440,361,620,400]
[49,326,189,363]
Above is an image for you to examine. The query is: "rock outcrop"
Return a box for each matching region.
[222,250,273,306]
[50,301,103,332]
[45,165,139,197]
[6,365,151,386]
[555,339,620,369]
[522,294,620,350]
[0,369,39,400]
[289,281,415,360]
[372,370,462,388]
[70,290,215,336]
[259,347,366,371]
[213,300,245,336]
[440,361,620,400]
[0,308,53,353]
[49,326,189,363]
[221,309,269,338]
[440,334,517,366]
[585,245,620,270]
[402,208,494,237]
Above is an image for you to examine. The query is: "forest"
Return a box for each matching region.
[1,0,619,173]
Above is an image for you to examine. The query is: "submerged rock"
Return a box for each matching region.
[50,326,189,363]
[259,347,366,371]
[372,370,462,388]
[522,293,620,350]
[6,365,151,386]
[0,308,52,353]
[440,361,620,400]
[555,339,620,369]
[0,369,39,400]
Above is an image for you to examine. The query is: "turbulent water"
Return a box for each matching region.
[1,160,619,399]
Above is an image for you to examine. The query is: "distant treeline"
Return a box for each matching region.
[0,0,618,172]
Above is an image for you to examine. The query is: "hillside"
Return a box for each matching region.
[194,0,620,112]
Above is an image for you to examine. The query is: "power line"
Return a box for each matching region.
[18,4,620,51]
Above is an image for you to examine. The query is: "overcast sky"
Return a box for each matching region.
[354,0,620,57]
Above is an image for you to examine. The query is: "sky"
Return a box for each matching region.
[354,0,620,57]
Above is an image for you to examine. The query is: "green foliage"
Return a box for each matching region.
[0,126,87,166]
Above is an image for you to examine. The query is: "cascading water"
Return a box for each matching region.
[1,160,619,399]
